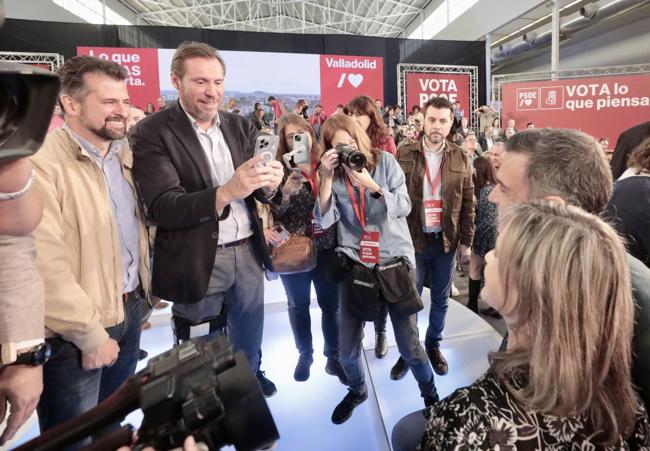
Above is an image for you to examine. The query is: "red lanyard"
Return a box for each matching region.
[302,158,320,200]
[345,177,366,230]
[424,151,444,197]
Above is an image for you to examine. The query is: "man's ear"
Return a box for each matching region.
[171,72,180,91]
[543,195,566,206]
[59,95,79,117]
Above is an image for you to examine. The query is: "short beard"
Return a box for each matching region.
[180,91,216,123]
[425,132,443,147]
[89,123,126,141]
[80,105,126,141]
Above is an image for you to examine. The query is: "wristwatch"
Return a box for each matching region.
[371,187,384,199]
[11,343,51,366]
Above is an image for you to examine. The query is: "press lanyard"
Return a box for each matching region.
[344,177,366,230]
[301,170,318,200]
[424,151,444,197]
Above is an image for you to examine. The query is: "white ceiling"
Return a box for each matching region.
[120,0,430,38]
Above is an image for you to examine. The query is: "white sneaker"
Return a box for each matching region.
[451,283,459,297]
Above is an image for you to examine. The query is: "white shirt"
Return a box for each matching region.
[181,103,253,245]
[422,140,444,233]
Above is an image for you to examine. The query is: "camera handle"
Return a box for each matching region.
[82,425,134,451]
[14,374,146,451]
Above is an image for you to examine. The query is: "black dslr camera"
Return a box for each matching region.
[335,143,366,172]
[16,336,279,451]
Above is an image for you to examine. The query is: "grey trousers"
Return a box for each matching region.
[172,240,264,372]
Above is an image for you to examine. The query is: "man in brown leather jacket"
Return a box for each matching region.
[390,96,475,380]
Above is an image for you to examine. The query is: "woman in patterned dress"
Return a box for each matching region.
[419,201,649,450]
[270,113,347,384]
[467,157,498,314]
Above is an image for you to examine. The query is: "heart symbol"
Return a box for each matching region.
[524,98,532,106]
[348,73,363,88]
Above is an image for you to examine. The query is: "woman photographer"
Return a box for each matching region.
[345,95,397,358]
[417,202,649,449]
[315,114,438,425]
[270,113,346,384]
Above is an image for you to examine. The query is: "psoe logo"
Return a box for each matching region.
[517,88,540,110]
[540,86,564,110]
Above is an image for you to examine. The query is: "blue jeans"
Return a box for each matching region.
[416,236,456,348]
[280,249,340,359]
[339,283,437,399]
[172,241,264,373]
[37,294,142,450]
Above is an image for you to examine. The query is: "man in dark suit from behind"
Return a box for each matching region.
[130,41,284,396]
[610,120,650,180]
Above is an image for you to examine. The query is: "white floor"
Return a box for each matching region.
[8,282,502,451]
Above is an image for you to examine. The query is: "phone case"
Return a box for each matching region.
[255,134,280,165]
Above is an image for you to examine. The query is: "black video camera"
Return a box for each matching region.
[335,143,366,172]
[16,336,279,451]
[0,0,60,165]
[0,62,60,164]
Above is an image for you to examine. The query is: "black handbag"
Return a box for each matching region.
[340,261,383,321]
[375,258,423,317]
[326,250,354,282]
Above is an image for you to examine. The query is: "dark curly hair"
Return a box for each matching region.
[627,136,650,173]
[344,95,390,150]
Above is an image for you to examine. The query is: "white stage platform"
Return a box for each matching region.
[8,282,503,451]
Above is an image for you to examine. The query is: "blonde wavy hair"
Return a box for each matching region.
[320,113,381,172]
[491,201,637,445]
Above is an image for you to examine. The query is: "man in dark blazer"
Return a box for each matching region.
[130,42,284,396]
[610,120,650,179]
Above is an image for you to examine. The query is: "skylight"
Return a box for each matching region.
[53,0,132,25]
[408,0,480,40]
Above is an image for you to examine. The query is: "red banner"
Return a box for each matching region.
[77,47,160,111]
[319,55,383,114]
[405,72,471,116]
[501,73,650,142]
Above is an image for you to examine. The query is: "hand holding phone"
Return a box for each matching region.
[271,224,290,247]
[255,134,280,165]
[282,133,311,174]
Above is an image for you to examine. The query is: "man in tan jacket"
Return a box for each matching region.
[32,56,150,447]
[391,96,475,381]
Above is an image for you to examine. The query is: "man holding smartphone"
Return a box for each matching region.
[131,41,284,396]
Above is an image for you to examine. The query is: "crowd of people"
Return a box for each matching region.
[1,39,649,451]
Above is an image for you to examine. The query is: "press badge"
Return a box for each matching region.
[359,231,380,264]
[312,219,327,238]
[424,199,442,229]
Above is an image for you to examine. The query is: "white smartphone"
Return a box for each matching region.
[255,134,280,165]
[282,133,311,173]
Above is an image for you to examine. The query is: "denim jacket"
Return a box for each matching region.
[314,152,415,268]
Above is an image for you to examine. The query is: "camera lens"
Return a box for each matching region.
[347,153,366,171]
[0,76,23,147]
[294,135,301,141]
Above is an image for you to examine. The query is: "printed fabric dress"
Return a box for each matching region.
[418,371,650,451]
[472,184,498,258]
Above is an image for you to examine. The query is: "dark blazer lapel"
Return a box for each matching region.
[168,101,213,187]
[219,112,245,169]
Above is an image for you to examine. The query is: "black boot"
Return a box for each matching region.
[467,278,481,313]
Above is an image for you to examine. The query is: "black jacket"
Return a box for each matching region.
[610,120,650,179]
[130,101,278,303]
